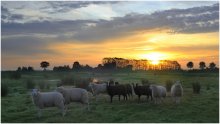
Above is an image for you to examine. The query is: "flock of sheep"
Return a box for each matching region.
[31,80,183,117]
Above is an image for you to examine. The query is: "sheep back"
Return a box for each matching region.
[33,92,64,109]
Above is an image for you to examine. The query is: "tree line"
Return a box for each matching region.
[16,59,218,72]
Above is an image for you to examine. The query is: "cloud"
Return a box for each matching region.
[1,3,219,42]
[46,1,119,13]
[1,36,57,56]
[74,3,219,41]
[1,6,24,22]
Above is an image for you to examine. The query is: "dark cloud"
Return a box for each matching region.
[1,3,219,42]
[1,36,56,56]
[1,20,97,35]
[74,3,219,41]
[46,1,119,13]
[1,6,24,22]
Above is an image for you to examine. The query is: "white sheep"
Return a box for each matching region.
[150,85,167,104]
[88,82,107,101]
[56,87,90,111]
[171,81,183,104]
[31,89,66,117]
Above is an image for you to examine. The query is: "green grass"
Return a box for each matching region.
[1,71,219,123]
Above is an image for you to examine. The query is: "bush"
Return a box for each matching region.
[206,83,210,90]
[141,78,149,85]
[192,82,201,94]
[61,75,92,89]
[165,80,173,92]
[11,72,21,80]
[43,74,49,79]
[61,75,75,85]
[1,83,8,97]
[38,81,45,89]
[57,82,63,87]
[26,79,35,89]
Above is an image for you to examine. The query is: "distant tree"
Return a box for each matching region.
[72,61,81,71]
[209,62,216,70]
[17,67,22,72]
[187,61,194,70]
[83,64,93,71]
[40,61,50,71]
[21,66,28,72]
[199,61,206,70]
[97,64,103,70]
[27,66,34,71]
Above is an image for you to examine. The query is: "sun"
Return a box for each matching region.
[138,52,167,65]
[151,60,159,65]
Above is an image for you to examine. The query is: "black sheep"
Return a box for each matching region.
[107,82,127,103]
[132,83,152,101]
[125,84,133,98]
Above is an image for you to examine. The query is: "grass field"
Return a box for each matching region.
[1,71,219,123]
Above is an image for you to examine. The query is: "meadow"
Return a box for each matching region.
[1,71,219,123]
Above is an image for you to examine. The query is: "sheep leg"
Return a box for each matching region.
[118,95,121,101]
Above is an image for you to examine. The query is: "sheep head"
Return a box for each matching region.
[31,89,40,97]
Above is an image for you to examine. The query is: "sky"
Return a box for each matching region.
[1,1,219,70]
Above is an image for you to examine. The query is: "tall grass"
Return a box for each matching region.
[192,82,201,94]
[26,79,35,89]
[1,83,8,97]
[60,75,92,89]
[165,80,173,92]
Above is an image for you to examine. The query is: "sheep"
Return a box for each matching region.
[88,82,107,101]
[56,87,90,111]
[171,81,183,104]
[132,83,152,102]
[31,89,66,118]
[106,82,127,103]
[125,84,133,99]
[150,85,166,104]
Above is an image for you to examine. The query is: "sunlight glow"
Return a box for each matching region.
[151,60,160,65]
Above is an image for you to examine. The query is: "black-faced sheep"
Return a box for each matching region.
[106,82,127,103]
[31,89,66,117]
[132,83,152,102]
[150,85,166,104]
[56,87,90,111]
[171,81,183,104]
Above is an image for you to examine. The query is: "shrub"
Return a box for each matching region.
[165,80,173,92]
[1,83,8,97]
[61,75,75,85]
[206,83,210,90]
[26,79,35,89]
[61,75,92,89]
[43,74,49,79]
[57,82,63,87]
[192,82,201,94]
[38,81,45,89]
[11,72,21,80]
[75,78,92,89]
[141,78,149,85]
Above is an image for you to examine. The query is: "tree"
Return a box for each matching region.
[17,67,21,72]
[21,66,28,72]
[40,61,50,71]
[187,61,194,70]
[209,62,216,70]
[27,66,34,71]
[72,61,81,71]
[199,61,206,70]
